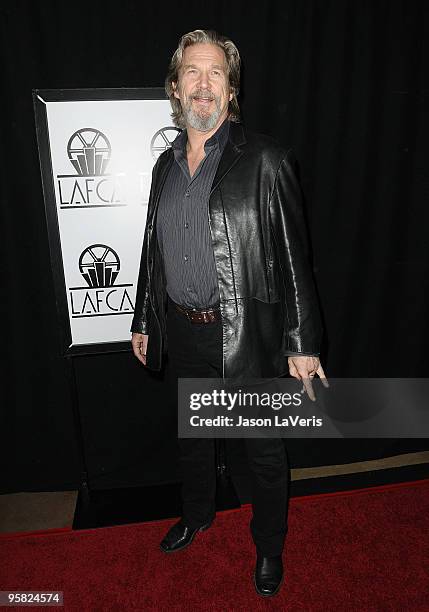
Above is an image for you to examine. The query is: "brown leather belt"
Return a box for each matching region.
[173,302,221,324]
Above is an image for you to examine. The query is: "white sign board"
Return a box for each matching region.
[34,89,176,354]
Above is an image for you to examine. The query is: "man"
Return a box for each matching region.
[131,29,327,597]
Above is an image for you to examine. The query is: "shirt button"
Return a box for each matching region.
[184,255,188,261]
[185,191,190,197]
[184,222,189,228]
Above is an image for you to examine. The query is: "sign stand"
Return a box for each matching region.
[65,355,94,520]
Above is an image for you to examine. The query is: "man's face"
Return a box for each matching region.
[172,42,233,132]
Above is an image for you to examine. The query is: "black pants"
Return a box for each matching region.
[166,293,290,556]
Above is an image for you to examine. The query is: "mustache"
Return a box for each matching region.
[191,91,215,100]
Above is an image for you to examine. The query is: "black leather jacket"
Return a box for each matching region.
[131,120,323,383]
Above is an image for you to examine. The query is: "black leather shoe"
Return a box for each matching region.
[159,518,213,553]
[253,554,284,597]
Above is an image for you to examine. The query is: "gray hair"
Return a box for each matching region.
[165,29,241,129]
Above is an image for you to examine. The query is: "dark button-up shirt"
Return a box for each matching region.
[156,116,230,309]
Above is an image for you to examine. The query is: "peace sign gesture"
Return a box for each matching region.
[288,356,329,401]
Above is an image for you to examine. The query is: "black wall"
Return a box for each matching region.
[2,0,428,494]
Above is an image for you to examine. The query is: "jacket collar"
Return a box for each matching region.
[228,119,246,147]
[210,120,246,195]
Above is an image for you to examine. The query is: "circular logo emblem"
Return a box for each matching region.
[150,126,181,160]
[67,128,111,176]
[79,244,120,288]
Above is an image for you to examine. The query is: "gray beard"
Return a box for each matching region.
[183,95,223,132]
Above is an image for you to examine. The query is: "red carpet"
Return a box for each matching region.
[1,480,429,611]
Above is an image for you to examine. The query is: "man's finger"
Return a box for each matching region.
[132,342,146,365]
[140,344,147,365]
[133,348,145,364]
[301,376,316,401]
[317,363,329,387]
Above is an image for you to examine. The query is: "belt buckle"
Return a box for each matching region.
[180,304,218,324]
[202,310,217,324]
[190,308,210,324]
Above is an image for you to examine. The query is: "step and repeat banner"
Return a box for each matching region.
[33,88,177,355]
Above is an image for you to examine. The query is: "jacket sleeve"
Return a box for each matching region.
[269,148,323,355]
[130,222,151,334]
[130,163,158,335]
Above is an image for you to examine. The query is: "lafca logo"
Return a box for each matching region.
[68,128,111,176]
[137,125,180,200]
[150,126,180,160]
[79,243,120,287]
[57,128,126,209]
[69,244,134,318]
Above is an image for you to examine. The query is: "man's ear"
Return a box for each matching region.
[172,81,180,100]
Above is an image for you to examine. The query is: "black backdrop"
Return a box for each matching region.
[1,0,428,494]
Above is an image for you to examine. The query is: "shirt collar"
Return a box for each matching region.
[172,117,230,156]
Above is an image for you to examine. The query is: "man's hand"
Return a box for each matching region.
[132,332,149,366]
[288,356,329,401]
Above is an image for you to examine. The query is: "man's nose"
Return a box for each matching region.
[198,71,210,88]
